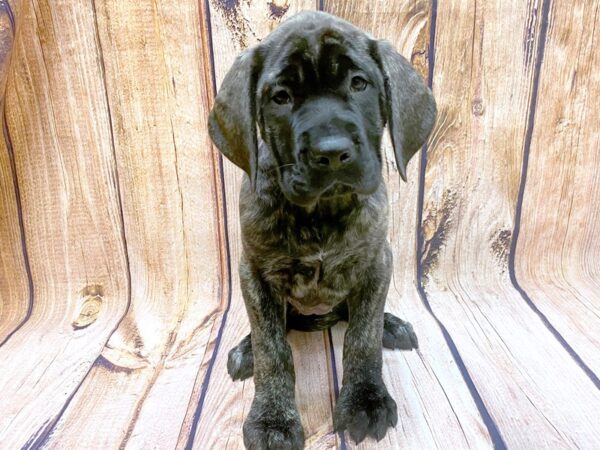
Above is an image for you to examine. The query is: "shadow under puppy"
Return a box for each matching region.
[208,10,436,450]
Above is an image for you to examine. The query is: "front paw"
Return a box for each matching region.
[243,398,305,450]
[334,381,398,443]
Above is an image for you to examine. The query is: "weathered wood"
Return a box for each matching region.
[186,2,341,449]
[43,1,225,448]
[0,0,129,446]
[0,1,599,449]
[515,1,600,375]
[0,0,30,344]
[324,1,494,448]
[415,0,600,448]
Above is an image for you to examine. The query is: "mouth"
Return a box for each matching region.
[283,178,322,207]
[281,171,380,207]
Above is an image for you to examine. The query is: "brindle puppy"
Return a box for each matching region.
[208,11,436,450]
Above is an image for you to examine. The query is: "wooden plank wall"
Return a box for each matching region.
[0,1,598,449]
[0,0,29,346]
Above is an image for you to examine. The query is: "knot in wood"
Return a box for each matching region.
[472,98,485,116]
[72,285,104,330]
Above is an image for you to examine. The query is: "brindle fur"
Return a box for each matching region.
[208,11,436,450]
[228,312,418,382]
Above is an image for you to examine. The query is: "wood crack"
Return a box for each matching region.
[0,105,34,347]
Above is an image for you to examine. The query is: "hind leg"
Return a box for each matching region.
[227,333,253,381]
[227,312,418,381]
[228,303,347,381]
[383,312,418,350]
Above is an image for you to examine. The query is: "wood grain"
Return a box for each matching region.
[0,1,599,449]
[0,0,29,344]
[515,1,600,376]
[324,1,494,448]
[416,0,600,447]
[44,1,225,448]
[0,0,129,446]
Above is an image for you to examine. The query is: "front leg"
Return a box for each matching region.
[334,244,398,443]
[239,258,304,450]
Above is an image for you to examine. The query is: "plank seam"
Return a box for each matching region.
[2,0,15,32]
[508,0,600,390]
[31,1,136,445]
[316,3,347,449]
[415,1,508,448]
[0,107,34,347]
[327,328,347,450]
[184,0,235,447]
[0,0,33,347]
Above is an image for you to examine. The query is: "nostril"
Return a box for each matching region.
[317,156,330,166]
[309,136,354,169]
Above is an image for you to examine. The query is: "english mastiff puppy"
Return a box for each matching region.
[208,10,436,450]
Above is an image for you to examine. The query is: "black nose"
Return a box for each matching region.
[308,136,354,170]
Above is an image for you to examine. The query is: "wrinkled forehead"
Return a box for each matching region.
[257,12,379,88]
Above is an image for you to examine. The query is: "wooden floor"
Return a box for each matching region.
[1,0,599,449]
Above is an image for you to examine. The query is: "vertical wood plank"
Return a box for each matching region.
[0,1,597,448]
[185,2,341,449]
[515,1,600,375]
[44,1,225,448]
[324,1,494,448]
[416,0,600,447]
[0,0,129,446]
[0,0,30,343]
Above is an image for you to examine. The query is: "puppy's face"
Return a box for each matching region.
[257,31,385,206]
[209,11,437,207]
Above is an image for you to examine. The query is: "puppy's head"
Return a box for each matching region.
[209,11,436,207]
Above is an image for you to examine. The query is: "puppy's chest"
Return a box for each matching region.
[246,196,380,315]
[265,242,361,315]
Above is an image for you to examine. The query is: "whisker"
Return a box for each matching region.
[265,163,295,175]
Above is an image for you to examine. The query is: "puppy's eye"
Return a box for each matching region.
[272,90,292,105]
[350,76,368,92]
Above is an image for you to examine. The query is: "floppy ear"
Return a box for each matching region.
[370,40,437,181]
[208,48,261,188]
